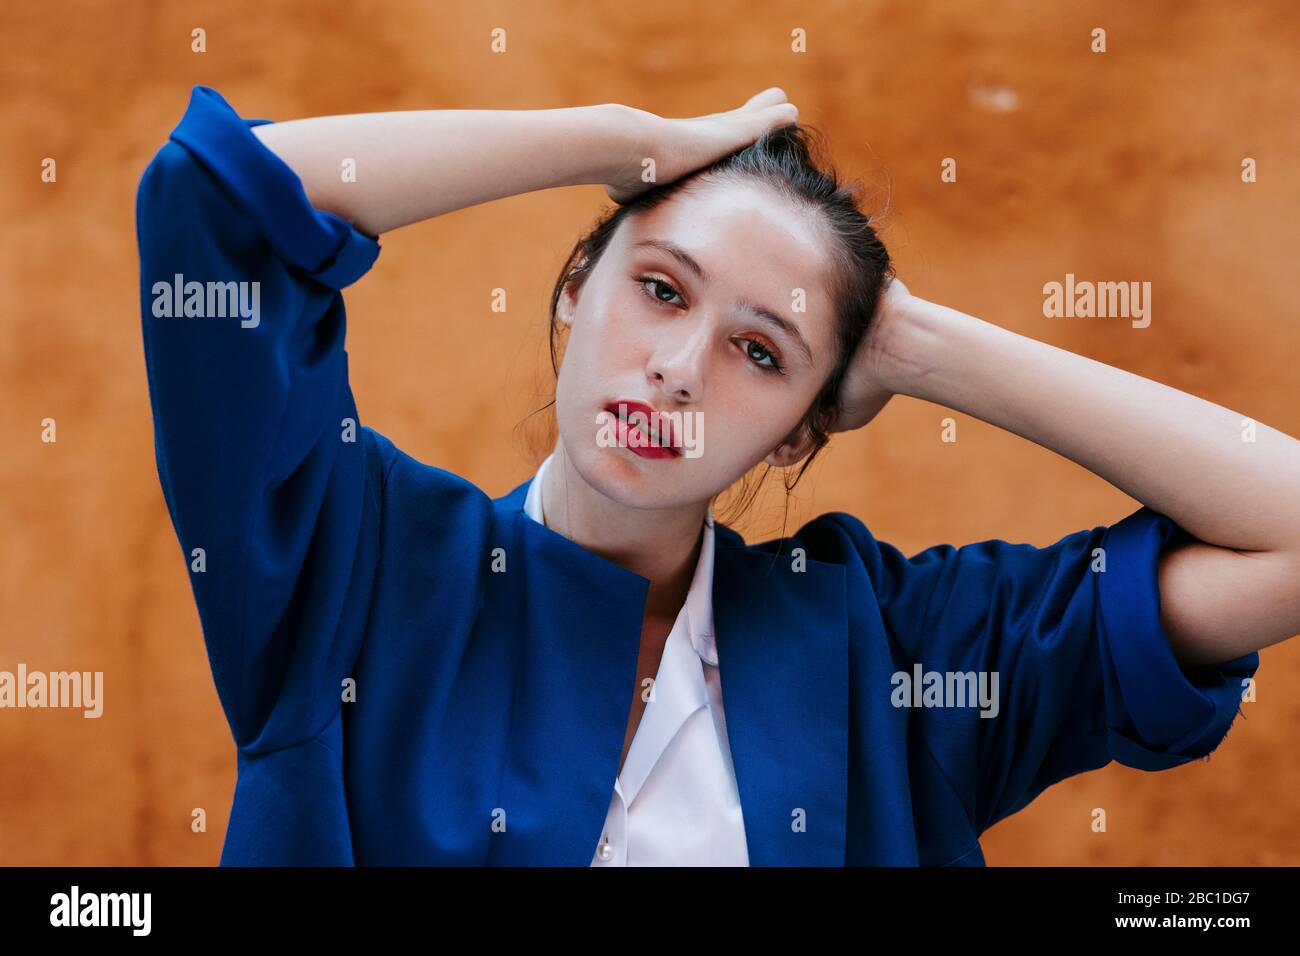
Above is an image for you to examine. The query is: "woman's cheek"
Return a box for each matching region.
[736,399,789,452]
[593,309,645,366]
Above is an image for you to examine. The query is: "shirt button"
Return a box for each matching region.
[597,837,614,862]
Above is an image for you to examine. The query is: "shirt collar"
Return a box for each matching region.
[522,449,718,667]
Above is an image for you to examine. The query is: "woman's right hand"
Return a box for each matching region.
[604,87,799,204]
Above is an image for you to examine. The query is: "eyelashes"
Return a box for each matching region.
[637,275,685,308]
[633,275,786,375]
[739,337,785,374]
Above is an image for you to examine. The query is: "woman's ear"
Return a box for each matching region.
[764,425,817,469]
[556,283,576,328]
[556,271,585,329]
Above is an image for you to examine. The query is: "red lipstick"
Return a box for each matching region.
[604,400,680,459]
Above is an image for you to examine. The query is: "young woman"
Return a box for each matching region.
[136,85,1297,867]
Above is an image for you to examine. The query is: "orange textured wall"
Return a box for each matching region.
[2,0,1297,865]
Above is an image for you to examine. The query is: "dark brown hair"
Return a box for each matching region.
[527,122,892,531]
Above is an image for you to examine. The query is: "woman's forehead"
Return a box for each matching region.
[618,181,836,304]
[610,183,839,369]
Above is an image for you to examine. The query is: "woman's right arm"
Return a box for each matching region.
[137,87,388,754]
[249,102,641,236]
[249,86,799,234]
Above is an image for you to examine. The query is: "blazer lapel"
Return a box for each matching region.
[711,524,850,866]
[489,477,850,867]
[489,476,647,866]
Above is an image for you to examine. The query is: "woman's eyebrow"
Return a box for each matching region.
[635,238,709,282]
[633,238,815,365]
[737,301,814,365]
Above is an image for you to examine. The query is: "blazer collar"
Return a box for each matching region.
[492,472,849,866]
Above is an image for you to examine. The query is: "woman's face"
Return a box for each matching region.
[554,177,841,512]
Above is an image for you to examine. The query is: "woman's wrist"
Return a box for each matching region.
[544,103,645,188]
[879,296,999,406]
[583,103,656,189]
[869,294,943,399]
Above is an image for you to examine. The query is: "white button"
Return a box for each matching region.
[597,837,614,862]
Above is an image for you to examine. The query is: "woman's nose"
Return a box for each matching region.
[651,368,694,403]
[647,326,709,403]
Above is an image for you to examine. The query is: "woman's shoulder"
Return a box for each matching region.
[361,428,538,541]
[714,509,890,569]
[363,428,495,502]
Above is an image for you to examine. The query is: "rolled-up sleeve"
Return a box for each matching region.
[1095,506,1258,771]
[837,505,1259,833]
[161,85,380,288]
[136,86,383,755]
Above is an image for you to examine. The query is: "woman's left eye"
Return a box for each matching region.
[636,276,684,307]
[739,338,784,373]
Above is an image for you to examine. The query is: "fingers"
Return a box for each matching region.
[699,88,793,127]
[742,86,789,111]
[745,88,798,131]
[757,101,799,127]
[694,88,797,151]
[739,101,797,140]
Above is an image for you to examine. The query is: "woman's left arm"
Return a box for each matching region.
[860,284,1300,669]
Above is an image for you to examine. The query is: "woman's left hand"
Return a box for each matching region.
[828,277,917,433]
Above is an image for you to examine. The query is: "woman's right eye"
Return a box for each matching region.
[636,275,685,307]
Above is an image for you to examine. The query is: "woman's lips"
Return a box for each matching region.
[604,400,680,459]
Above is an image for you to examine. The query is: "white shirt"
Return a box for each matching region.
[522,450,749,866]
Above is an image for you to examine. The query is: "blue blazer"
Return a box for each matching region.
[136,86,1258,866]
